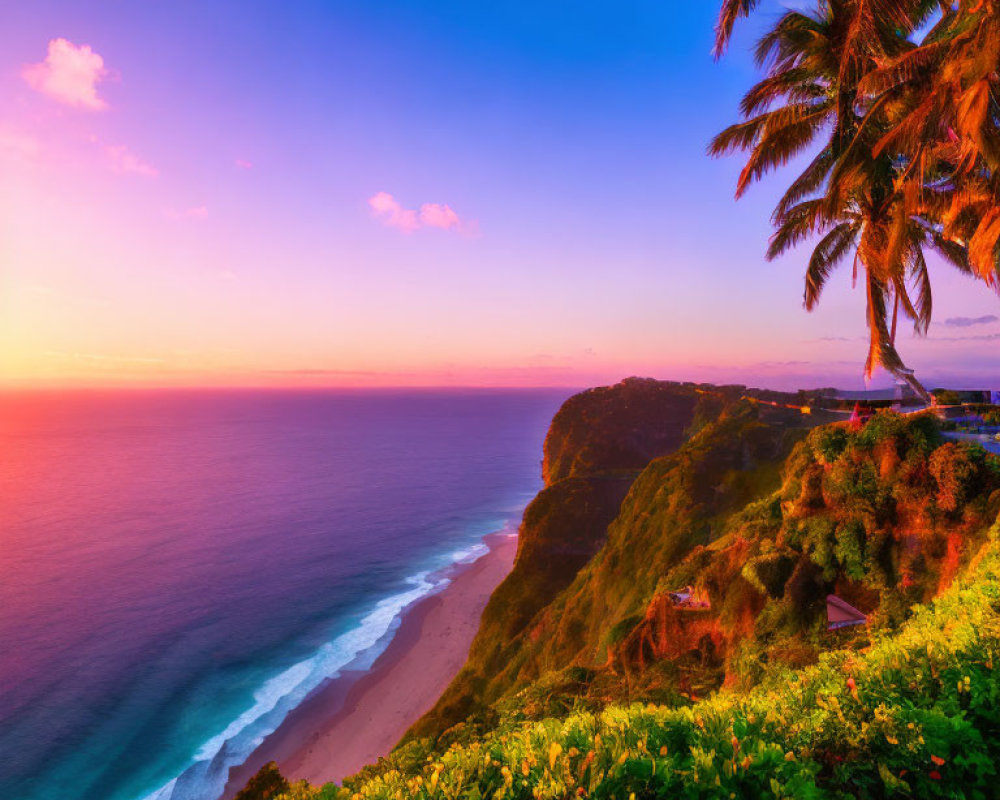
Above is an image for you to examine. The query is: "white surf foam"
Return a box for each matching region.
[447,541,490,565]
[135,520,523,800]
[137,570,442,800]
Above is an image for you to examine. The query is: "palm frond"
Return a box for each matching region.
[714,0,762,58]
[803,222,859,308]
[774,148,835,220]
[753,11,824,69]
[910,246,933,333]
[739,69,823,117]
[768,199,831,260]
[712,0,998,394]
[736,105,832,196]
[968,207,1000,286]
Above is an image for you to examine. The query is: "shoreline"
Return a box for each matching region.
[222,530,518,796]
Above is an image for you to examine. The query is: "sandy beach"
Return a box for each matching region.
[222,531,517,795]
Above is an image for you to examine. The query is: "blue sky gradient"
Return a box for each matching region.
[1,0,997,389]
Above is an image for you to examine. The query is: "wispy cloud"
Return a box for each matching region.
[943,314,998,328]
[933,332,1000,342]
[105,144,158,177]
[23,38,109,110]
[235,158,253,169]
[368,191,470,234]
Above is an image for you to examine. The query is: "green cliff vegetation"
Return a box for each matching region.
[248,524,1000,799]
[475,399,805,714]
[240,380,1000,799]
[406,379,738,739]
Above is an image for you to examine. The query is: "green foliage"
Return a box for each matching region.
[624,412,1000,700]
[276,531,1000,800]
[541,378,709,484]
[832,520,867,581]
[929,441,993,515]
[852,410,940,455]
[742,550,797,597]
[932,389,962,407]
[604,615,643,647]
[235,762,290,800]
[813,425,849,464]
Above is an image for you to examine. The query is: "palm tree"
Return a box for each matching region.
[713,0,935,58]
[710,0,950,402]
[859,1,1000,286]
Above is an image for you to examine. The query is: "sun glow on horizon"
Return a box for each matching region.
[2,4,998,392]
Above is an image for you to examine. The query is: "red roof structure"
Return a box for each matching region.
[826,594,867,630]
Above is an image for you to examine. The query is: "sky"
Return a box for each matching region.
[1,0,998,390]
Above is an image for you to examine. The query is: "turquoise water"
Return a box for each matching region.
[0,389,568,800]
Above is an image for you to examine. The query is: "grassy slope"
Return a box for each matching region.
[407,379,715,738]
[261,520,1000,799]
[492,403,802,701]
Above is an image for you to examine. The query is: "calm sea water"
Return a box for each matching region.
[0,389,567,800]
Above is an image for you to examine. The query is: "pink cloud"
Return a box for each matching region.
[368,192,469,234]
[235,159,253,169]
[419,203,461,230]
[105,144,158,177]
[23,39,109,110]
[369,191,419,232]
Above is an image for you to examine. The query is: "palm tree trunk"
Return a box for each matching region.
[893,367,932,406]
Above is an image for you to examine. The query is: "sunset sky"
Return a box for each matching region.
[2,0,998,390]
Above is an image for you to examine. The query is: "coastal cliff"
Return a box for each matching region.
[540,378,709,484]
[406,378,715,737]
[239,379,1000,800]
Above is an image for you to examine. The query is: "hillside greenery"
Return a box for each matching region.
[254,516,1000,800]
[409,384,825,739]
[407,381,777,739]
[418,405,1000,736]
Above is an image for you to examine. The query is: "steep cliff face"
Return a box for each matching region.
[413,395,1000,744]
[473,476,635,645]
[507,403,799,685]
[541,378,712,484]
[406,379,716,739]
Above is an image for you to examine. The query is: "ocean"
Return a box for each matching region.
[0,388,568,800]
